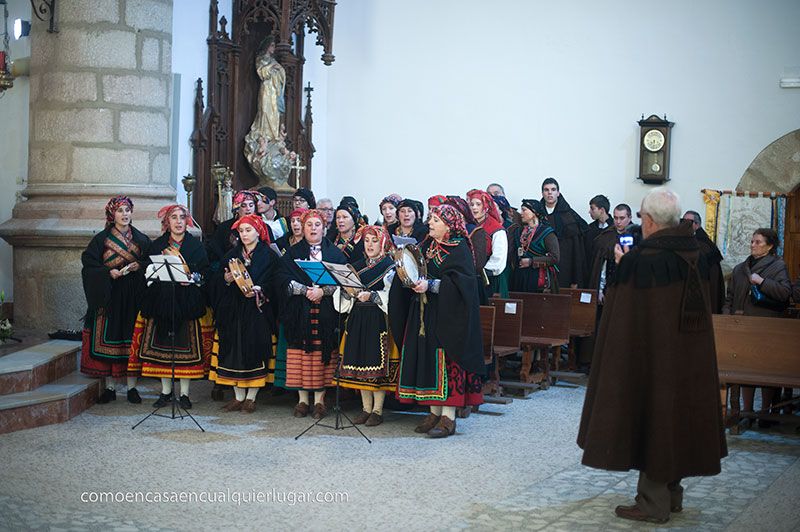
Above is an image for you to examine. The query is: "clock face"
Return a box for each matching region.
[643,129,665,152]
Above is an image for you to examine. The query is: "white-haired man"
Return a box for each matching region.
[578,188,727,523]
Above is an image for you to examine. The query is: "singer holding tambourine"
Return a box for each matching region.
[209,214,279,414]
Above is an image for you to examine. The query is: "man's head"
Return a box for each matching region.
[589,195,610,221]
[541,178,560,207]
[487,183,505,197]
[613,204,632,233]
[682,210,701,233]
[317,198,334,226]
[639,188,681,239]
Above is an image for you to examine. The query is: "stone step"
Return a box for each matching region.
[0,340,81,395]
[0,371,99,435]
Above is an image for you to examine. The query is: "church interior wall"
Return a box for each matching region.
[320,0,800,222]
[0,0,30,300]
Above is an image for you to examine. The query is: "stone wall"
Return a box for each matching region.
[0,0,176,331]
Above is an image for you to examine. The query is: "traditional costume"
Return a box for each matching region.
[332,225,399,426]
[541,191,588,288]
[206,190,258,274]
[327,202,365,264]
[257,186,289,241]
[467,189,509,298]
[275,209,347,419]
[274,208,306,255]
[209,214,279,413]
[80,195,151,403]
[509,199,560,293]
[578,220,727,522]
[127,205,214,409]
[388,198,428,243]
[389,204,485,438]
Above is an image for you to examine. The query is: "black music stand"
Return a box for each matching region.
[293,260,371,443]
[132,255,204,432]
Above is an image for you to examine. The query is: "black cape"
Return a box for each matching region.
[542,195,588,288]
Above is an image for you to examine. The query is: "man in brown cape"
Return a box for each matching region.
[577,188,728,524]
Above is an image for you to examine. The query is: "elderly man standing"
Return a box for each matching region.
[577,188,727,524]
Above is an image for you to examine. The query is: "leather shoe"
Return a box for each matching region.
[614,504,668,524]
[153,393,173,408]
[98,388,116,404]
[352,410,371,425]
[365,412,383,427]
[427,415,456,438]
[241,399,256,413]
[312,403,327,420]
[414,413,441,433]
[127,388,142,404]
[222,399,244,412]
[293,402,309,418]
[179,395,192,410]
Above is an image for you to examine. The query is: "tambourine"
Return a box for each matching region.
[393,244,427,288]
[163,246,191,276]
[228,258,255,297]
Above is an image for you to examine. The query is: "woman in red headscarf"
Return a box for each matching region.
[206,190,259,275]
[274,208,306,255]
[274,209,348,420]
[127,205,214,409]
[332,225,399,427]
[467,189,509,298]
[209,214,280,413]
[80,195,151,404]
[389,205,485,438]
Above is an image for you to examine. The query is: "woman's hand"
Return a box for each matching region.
[519,258,532,268]
[110,269,122,280]
[412,280,428,294]
[749,273,764,286]
[223,268,234,284]
[306,286,324,303]
[127,262,140,272]
[356,291,372,303]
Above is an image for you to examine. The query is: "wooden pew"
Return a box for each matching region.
[487,297,524,398]
[555,287,598,377]
[508,291,572,389]
[713,314,800,433]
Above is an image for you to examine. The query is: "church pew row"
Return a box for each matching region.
[713,314,800,434]
[508,292,572,390]
[552,288,598,380]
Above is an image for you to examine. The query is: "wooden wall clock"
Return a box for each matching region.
[637,114,674,185]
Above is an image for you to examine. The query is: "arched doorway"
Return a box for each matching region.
[737,129,800,280]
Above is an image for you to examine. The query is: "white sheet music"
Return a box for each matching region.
[146,255,193,284]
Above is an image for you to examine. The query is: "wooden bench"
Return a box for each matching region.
[508,291,572,389]
[713,314,800,433]
[487,297,524,397]
[555,287,598,377]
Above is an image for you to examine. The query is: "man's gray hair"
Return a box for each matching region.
[317,198,333,206]
[641,187,681,227]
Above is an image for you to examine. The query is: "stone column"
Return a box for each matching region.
[0,0,175,330]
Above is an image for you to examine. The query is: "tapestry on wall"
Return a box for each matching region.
[703,190,787,276]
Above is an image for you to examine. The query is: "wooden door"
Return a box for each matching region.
[784,188,799,282]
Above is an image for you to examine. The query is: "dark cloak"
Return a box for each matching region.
[577,222,728,483]
[541,195,588,287]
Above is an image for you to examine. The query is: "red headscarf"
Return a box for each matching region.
[289,208,308,220]
[427,195,448,210]
[105,195,134,227]
[233,190,258,214]
[300,209,325,225]
[467,189,504,236]
[354,224,391,253]
[232,214,270,243]
[157,204,195,234]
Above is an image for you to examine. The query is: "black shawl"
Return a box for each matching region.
[275,239,347,363]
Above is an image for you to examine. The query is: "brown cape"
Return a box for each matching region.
[577,221,727,482]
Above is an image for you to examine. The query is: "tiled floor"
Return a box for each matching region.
[0,380,797,531]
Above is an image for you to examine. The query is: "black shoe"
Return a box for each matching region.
[179,395,192,410]
[98,388,116,404]
[127,388,142,404]
[152,393,173,408]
